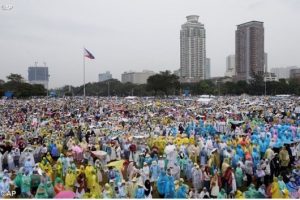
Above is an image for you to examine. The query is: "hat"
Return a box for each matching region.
[143,162,147,166]
[132,177,137,182]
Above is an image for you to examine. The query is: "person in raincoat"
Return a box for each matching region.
[165,172,175,198]
[24,157,34,175]
[279,146,290,172]
[13,171,23,196]
[117,180,127,198]
[156,171,167,198]
[128,177,138,198]
[85,163,94,189]
[31,169,41,195]
[135,183,145,198]
[90,180,102,198]
[184,158,193,181]
[150,160,160,183]
[94,159,103,183]
[7,151,15,171]
[21,171,32,198]
[102,183,113,199]
[54,159,63,180]
[217,188,227,198]
[54,177,65,194]
[270,177,283,198]
[235,190,244,198]
[244,184,260,198]
[278,175,287,192]
[144,179,152,198]
[171,162,181,180]
[35,183,48,199]
[65,168,76,190]
[0,176,10,198]
[45,179,55,198]
[175,178,188,198]
[141,162,150,183]
[235,163,244,188]
[192,165,202,192]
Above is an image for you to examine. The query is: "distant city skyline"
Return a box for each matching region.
[1,0,300,88]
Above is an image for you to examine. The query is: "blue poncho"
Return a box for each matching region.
[135,187,145,198]
[176,185,188,198]
[165,176,175,198]
[157,171,168,196]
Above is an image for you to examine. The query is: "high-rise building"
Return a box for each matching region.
[98,71,112,82]
[235,21,264,82]
[271,66,299,79]
[121,70,155,84]
[180,15,206,82]
[290,68,300,79]
[28,65,49,89]
[225,55,236,77]
[205,58,211,79]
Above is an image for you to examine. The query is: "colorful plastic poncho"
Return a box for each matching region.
[21,174,31,194]
[157,171,168,196]
[135,186,145,198]
[35,183,48,199]
[165,175,175,198]
[217,188,227,198]
[270,178,283,198]
[175,184,188,198]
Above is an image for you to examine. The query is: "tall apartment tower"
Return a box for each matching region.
[180,15,206,82]
[235,21,264,82]
[225,55,236,77]
[28,64,49,89]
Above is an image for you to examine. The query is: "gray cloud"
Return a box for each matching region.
[0,0,299,88]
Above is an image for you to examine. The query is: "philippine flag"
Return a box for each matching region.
[84,48,95,59]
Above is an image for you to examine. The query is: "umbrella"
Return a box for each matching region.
[92,150,107,159]
[133,135,145,139]
[72,146,83,153]
[106,160,125,171]
[55,191,76,199]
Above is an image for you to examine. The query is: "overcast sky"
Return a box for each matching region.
[1,0,300,88]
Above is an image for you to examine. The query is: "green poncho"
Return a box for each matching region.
[14,172,23,188]
[45,181,55,198]
[217,189,227,199]
[235,167,244,188]
[21,175,31,194]
[35,183,48,199]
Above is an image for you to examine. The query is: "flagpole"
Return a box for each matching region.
[83,52,86,98]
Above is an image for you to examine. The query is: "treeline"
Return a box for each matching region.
[0,74,47,98]
[57,71,300,97]
[2,72,300,98]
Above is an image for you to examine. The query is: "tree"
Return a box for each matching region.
[6,73,24,83]
[147,71,180,96]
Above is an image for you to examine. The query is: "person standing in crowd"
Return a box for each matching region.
[279,146,290,173]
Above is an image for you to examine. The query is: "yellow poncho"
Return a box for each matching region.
[270,178,282,199]
[65,171,76,190]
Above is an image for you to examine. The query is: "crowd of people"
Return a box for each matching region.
[0,95,300,199]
